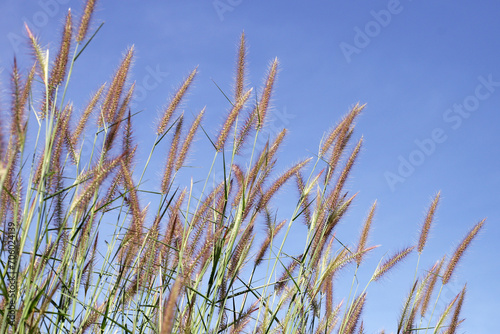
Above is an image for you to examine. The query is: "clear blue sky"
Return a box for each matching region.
[1,0,499,332]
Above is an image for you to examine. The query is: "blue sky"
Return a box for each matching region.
[1,0,499,332]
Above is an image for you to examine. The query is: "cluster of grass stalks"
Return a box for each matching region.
[0,1,486,333]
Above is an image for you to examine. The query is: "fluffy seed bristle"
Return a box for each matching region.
[447,285,466,334]
[257,158,311,211]
[234,107,257,154]
[254,219,286,267]
[157,67,197,135]
[420,257,445,317]
[104,82,135,153]
[235,32,246,102]
[160,276,183,334]
[175,107,204,171]
[442,219,485,284]
[325,136,363,210]
[342,293,366,334]
[418,191,440,253]
[324,103,364,183]
[216,88,252,151]
[76,0,97,42]
[256,58,278,129]
[372,246,415,281]
[355,201,376,266]
[24,23,48,86]
[72,83,105,146]
[320,103,364,157]
[99,46,134,127]
[161,116,183,194]
[50,9,72,88]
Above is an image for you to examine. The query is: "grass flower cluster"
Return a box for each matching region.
[0,1,485,333]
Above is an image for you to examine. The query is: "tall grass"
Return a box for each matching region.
[0,1,485,333]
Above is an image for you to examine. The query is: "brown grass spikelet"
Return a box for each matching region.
[397,279,419,333]
[122,110,136,169]
[342,293,366,334]
[235,32,246,102]
[355,201,376,266]
[49,104,73,187]
[446,284,466,334]
[120,160,142,225]
[231,164,245,207]
[320,103,364,157]
[325,136,363,209]
[11,59,24,139]
[157,67,197,135]
[71,152,123,212]
[295,171,313,226]
[275,254,302,292]
[161,218,183,271]
[82,233,99,295]
[257,158,311,211]
[79,302,105,333]
[234,106,257,154]
[418,191,440,253]
[160,275,183,334]
[256,58,278,129]
[104,82,135,154]
[324,103,364,183]
[420,256,444,317]
[24,23,48,84]
[72,83,106,146]
[10,60,35,142]
[372,246,415,281]
[161,115,183,194]
[49,8,72,88]
[315,301,342,334]
[442,219,485,285]
[254,218,287,267]
[228,222,254,277]
[99,46,134,126]
[216,88,252,151]
[247,128,286,187]
[76,0,97,42]
[175,107,205,171]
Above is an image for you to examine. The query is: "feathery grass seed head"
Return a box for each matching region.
[418,191,440,253]
[442,219,485,284]
[372,246,415,281]
[157,67,197,135]
[355,201,376,266]
[256,58,278,129]
[77,0,97,42]
[175,107,204,171]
